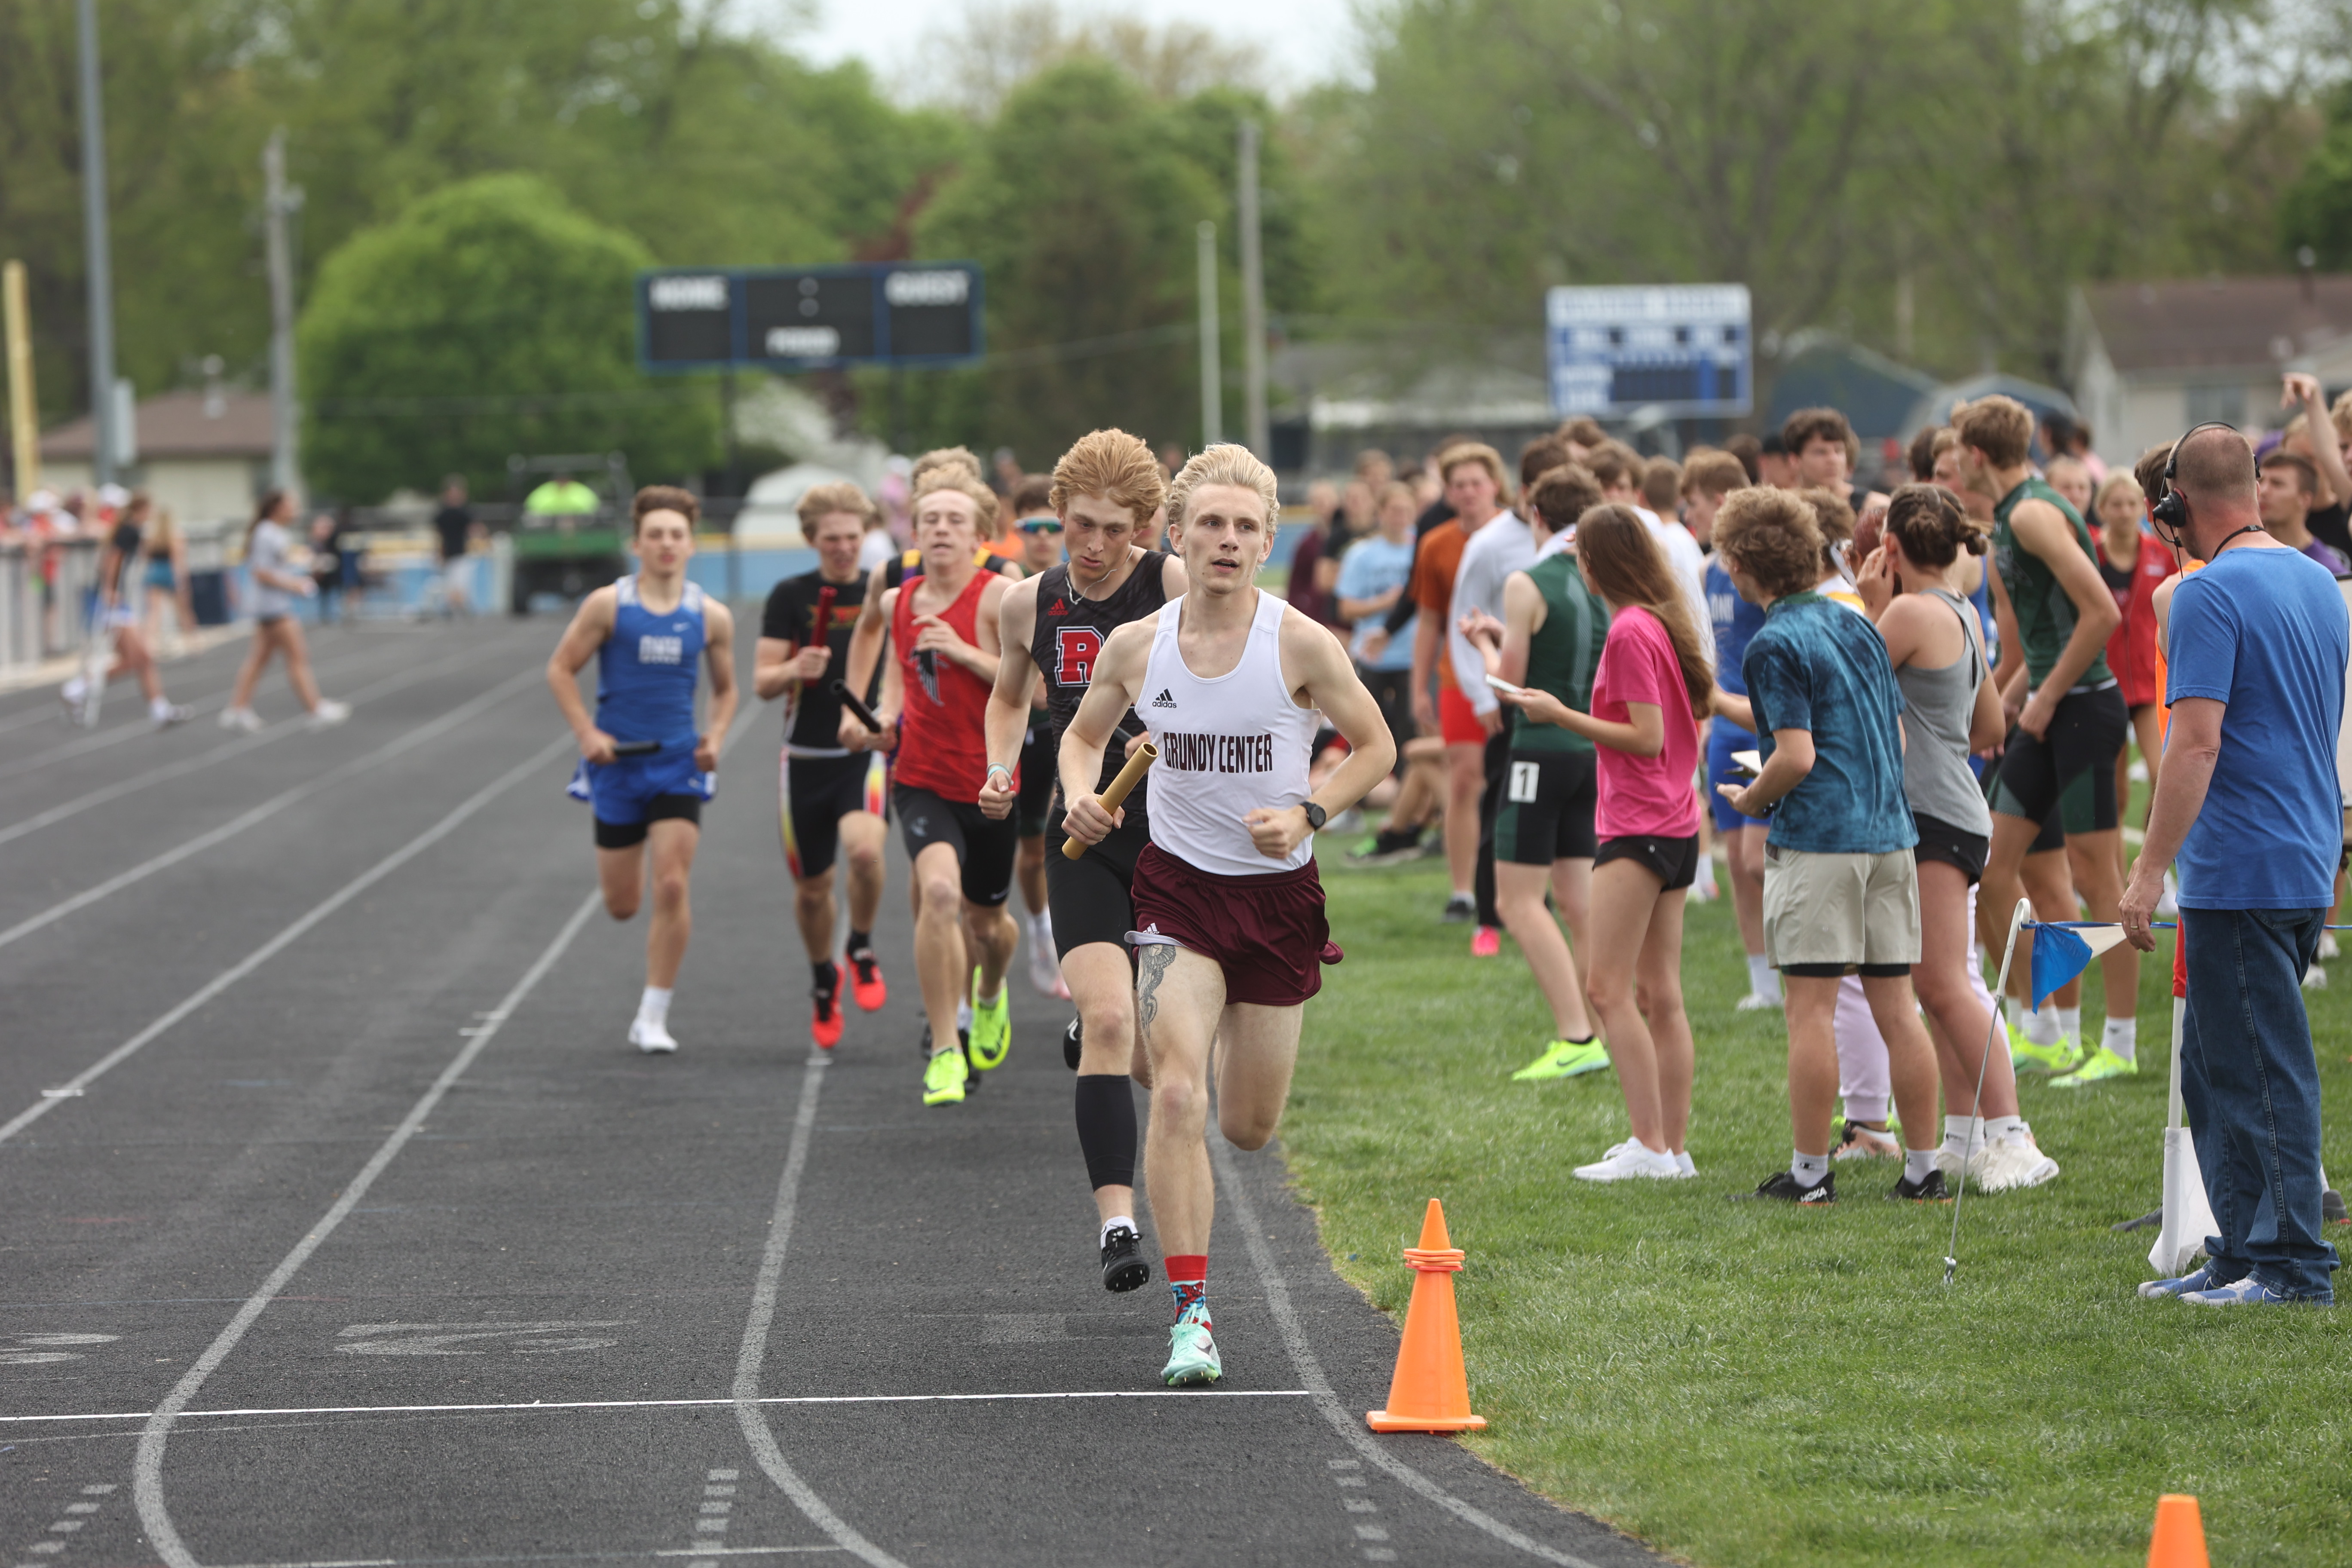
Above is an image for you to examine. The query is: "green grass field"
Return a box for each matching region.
[1284,848,2352,1567]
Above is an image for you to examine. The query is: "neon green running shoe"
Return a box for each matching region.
[2007,1023,2079,1075]
[967,968,1011,1071]
[921,1046,969,1106]
[1509,1038,1611,1081]
[1161,1305,1222,1387]
[2050,1045,2138,1087]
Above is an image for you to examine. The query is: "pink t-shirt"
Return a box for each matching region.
[1590,604,1702,840]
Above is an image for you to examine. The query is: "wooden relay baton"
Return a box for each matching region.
[1061,742,1158,860]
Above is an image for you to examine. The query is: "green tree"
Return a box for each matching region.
[298,175,720,502]
[2282,83,2352,267]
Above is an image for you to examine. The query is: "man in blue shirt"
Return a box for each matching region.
[1712,487,1945,1204]
[1338,481,1437,862]
[2123,425,2346,1306]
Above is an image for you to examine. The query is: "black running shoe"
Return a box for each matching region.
[1100,1224,1152,1293]
[1888,1169,1951,1202]
[1740,1170,1836,1204]
[1063,1016,1084,1072]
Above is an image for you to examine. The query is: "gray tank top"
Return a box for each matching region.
[1896,587,1993,835]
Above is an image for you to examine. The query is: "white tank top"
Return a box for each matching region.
[1141,590,1319,876]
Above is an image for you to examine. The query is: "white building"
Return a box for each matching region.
[39,388,272,530]
[2067,276,2352,463]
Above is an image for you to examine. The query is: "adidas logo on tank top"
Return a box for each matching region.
[1150,688,1177,708]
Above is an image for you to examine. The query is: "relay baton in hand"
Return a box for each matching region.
[609,739,661,756]
[829,678,885,733]
[1062,742,1158,860]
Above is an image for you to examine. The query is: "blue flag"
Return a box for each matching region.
[2030,922,2121,1008]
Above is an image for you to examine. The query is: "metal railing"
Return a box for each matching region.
[0,537,102,674]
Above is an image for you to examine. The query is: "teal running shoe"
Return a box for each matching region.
[1161,1303,1222,1387]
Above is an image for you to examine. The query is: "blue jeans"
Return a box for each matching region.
[2180,906,2339,1302]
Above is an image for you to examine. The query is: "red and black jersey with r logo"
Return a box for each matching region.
[1030,551,1173,797]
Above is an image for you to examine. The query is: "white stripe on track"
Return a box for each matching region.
[0,1389,1314,1424]
[1211,1135,1607,1568]
[206,1549,843,1568]
[732,1057,907,1568]
[0,730,574,1149]
[0,663,549,956]
[0,636,539,851]
[132,890,606,1568]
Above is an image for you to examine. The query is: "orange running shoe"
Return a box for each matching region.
[847,947,888,1011]
[812,963,844,1050]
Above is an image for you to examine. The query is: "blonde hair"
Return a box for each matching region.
[2092,472,2144,516]
[1050,429,1167,527]
[911,459,999,533]
[1167,444,1280,537]
[911,446,985,487]
[796,481,878,534]
[1436,441,1510,499]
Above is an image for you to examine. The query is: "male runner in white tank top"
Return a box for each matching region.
[1060,444,1396,1387]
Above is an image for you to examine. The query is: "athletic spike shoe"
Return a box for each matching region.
[1740,1170,1834,1204]
[967,973,1011,1071]
[2049,1045,2137,1087]
[1100,1225,1152,1293]
[629,1017,678,1055]
[1161,1302,1222,1387]
[1887,1169,1951,1202]
[921,1046,968,1106]
[1509,1038,1610,1081]
[1470,924,1502,957]
[846,949,887,1011]
[1063,1016,1084,1072]
[810,964,843,1050]
[957,1027,979,1092]
[2006,1023,2079,1075]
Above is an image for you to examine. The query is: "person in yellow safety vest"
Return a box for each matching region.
[524,474,601,521]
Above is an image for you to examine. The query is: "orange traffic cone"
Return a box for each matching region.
[1366,1199,1486,1433]
[2147,1494,2209,1568]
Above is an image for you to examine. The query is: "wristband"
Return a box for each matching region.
[985,763,1013,784]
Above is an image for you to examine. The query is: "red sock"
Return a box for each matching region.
[1166,1253,1207,1319]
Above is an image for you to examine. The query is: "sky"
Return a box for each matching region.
[793,0,1369,98]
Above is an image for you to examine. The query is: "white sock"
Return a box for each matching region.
[1942,1115,1978,1162]
[637,986,672,1025]
[2102,1016,2137,1062]
[2004,995,2029,1032]
[977,985,1003,1007]
[2056,1005,2081,1043]
[2024,1002,2061,1046]
[1904,1148,1940,1184]
[1030,911,1053,943]
[1746,954,1780,999]
[1984,1114,2025,1145]
[1791,1150,1829,1188]
[1099,1215,1135,1246]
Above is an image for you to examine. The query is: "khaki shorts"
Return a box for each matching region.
[1762,845,1921,972]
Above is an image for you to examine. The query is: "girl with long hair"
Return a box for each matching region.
[1491,503,1709,1181]
[140,501,194,654]
[223,489,347,732]
[58,490,191,727]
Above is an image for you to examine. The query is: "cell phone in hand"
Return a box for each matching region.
[1483,673,1527,698]
[1730,749,1762,777]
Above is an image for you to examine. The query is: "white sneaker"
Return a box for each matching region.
[2323,931,2341,961]
[151,703,193,728]
[1970,1133,2059,1191]
[1734,991,1781,1012]
[1672,1150,1696,1179]
[2156,871,2179,918]
[307,699,351,730]
[219,706,264,732]
[1573,1142,1680,1182]
[629,1016,678,1054]
[2302,964,2328,991]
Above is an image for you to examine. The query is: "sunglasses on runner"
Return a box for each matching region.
[1017,517,1063,535]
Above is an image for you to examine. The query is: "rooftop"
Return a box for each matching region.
[2078,274,2352,375]
[41,388,274,461]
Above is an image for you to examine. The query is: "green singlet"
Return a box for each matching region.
[1992,475,2112,689]
[1512,552,1611,754]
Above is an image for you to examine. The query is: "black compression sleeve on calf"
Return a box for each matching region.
[1074,1074,1138,1192]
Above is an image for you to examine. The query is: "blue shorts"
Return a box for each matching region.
[566,738,714,827]
[1707,720,1768,833]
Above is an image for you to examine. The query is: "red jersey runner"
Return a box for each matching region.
[890,568,1003,803]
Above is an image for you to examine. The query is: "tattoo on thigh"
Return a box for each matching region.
[1136,944,1177,1039]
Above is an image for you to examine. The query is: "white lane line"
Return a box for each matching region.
[1211,1134,1607,1568]
[0,730,575,1149]
[207,1550,844,1568]
[0,1389,1315,1424]
[730,1057,906,1568]
[0,663,548,957]
[0,636,539,850]
[132,890,606,1568]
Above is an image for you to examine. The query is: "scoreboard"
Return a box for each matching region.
[638,263,983,372]
[1545,284,1751,419]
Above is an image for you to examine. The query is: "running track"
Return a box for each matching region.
[0,620,1661,1568]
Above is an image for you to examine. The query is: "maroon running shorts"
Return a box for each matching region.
[1127,842,1338,1007]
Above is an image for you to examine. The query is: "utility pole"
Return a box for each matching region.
[1196,221,1222,447]
[4,262,37,497]
[76,0,118,486]
[264,128,303,496]
[1237,121,1268,460]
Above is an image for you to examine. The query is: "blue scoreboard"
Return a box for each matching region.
[1545,284,1752,419]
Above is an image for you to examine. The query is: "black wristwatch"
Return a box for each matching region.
[1302,801,1327,831]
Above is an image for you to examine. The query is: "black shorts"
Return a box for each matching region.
[1594,831,1700,891]
[893,784,1019,906]
[1990,685,2126,835]
[781,750,885,881]
[1911,810,1990,884]
[594,794,702,849]
[1494,749,1598,865]
[1358,665,1415,775]
[1045,806,1150,963]
[1017,725,1057,837]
